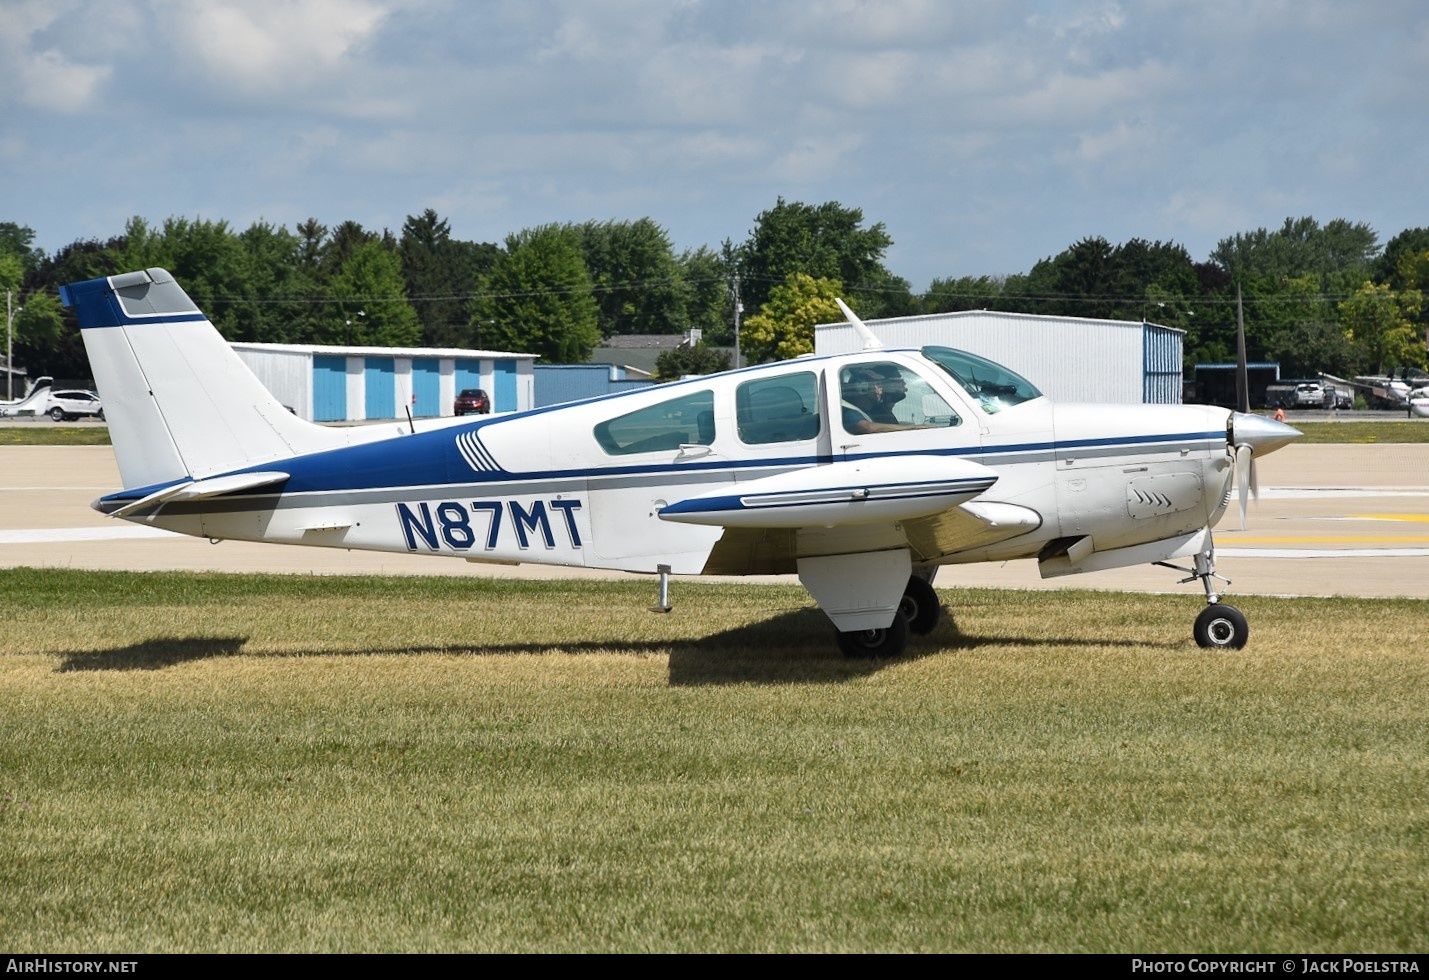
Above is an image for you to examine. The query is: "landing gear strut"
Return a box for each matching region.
[1156,546,1249,649]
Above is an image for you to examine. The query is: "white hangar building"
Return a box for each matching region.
[816,310,1184,404]
[230,343,537,422]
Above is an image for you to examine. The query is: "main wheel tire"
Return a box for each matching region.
[899,575,941,635]
[836,613,910,659]
[1194,603,1249,649]
[49,406,66,422]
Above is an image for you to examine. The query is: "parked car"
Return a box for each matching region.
[454,388,490,415]
[46,389,105,422]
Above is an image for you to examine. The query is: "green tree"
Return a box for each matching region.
[325,239,421,347]
[1211,216,1378,285]
[400,209,500,348]
[0,223,44,274]
[577,218,690,338]
[1376,228,1429,287]
[1259,275,1357,377]
[923,275,1007,313]
[736,199,894,316]
[653,342,731,381]
[740,273,843,363]
[1339,281,1426,374]
[475,225,600,363]
[676,245,734,345]
[233,221,319,344]
[8,291,64,355]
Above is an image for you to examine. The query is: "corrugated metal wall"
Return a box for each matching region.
[1142,324,1183,404]
[816,311,1183,404]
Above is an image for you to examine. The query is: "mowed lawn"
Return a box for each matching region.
[1,570,1424,953]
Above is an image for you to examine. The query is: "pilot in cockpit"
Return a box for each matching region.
[841,367,925,434]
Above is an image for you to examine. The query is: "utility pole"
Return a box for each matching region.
[731,274,743,370]
[6,290,14,401]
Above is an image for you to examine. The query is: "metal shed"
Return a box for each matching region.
[815,310,1184,404]
[230,343,537,422]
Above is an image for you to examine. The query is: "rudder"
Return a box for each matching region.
[61,268,340,490]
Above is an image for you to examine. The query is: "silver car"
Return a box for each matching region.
[46,389,105,422]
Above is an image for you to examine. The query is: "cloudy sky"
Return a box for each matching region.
[3,0,1426,290]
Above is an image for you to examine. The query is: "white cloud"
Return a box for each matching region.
[156,0,388,98]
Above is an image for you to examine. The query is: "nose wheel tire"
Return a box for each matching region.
[898,575,941,635]
[836,612,909,659]
[1194,604,1248,649]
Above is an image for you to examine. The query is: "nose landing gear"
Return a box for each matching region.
[1156,546,1250,649]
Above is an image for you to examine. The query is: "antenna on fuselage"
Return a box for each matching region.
[836,298,883,352]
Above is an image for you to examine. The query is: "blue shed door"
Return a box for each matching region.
[455,359,482,395]
[412,358,440,417]
[313,356,347,422]
[493,360,517,412]
[364,357,395,419]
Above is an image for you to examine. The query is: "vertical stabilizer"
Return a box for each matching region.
[60,268,341,490]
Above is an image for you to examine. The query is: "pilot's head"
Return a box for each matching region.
[844,368,884,407]
[874,366,907,405]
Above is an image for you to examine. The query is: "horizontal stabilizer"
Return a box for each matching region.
[104,471,290,518]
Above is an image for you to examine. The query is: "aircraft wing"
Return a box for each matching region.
[657,455,1041,575]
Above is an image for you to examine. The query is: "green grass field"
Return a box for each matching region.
[2,570,1424,953]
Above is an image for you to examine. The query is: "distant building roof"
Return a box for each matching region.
[599,335,687,349]
[230,341,536,360]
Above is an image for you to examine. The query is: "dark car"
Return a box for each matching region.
[454,388,490,415]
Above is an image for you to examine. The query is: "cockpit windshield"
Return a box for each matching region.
[919,346,1043,413]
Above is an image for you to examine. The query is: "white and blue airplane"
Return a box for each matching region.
[60,268,1300,657]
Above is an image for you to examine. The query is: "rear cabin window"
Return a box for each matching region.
[593,389,715,455]
[736,372,821,444]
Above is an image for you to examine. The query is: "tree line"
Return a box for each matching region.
[2,205,1426,385]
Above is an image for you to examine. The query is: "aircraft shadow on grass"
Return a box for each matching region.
[55,606,1178,684]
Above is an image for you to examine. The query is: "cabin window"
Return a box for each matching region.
[736,372,821,444]
[921,346,1042,413]
[839,362,961,434]
[593,389,715,455]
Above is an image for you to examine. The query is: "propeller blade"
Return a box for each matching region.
[1235,443,1252,529]
[1235,284,1250,414]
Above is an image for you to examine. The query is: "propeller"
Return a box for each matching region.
[1226,284,1298,528]
[1228,412,1298,529]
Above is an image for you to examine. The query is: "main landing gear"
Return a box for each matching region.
[1156,547,1250,649]
[836,573,941,659]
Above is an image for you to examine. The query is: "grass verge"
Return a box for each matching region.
[1,569,1425,953]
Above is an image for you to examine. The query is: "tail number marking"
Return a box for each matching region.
[397,500,583,553]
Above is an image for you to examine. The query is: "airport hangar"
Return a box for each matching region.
[230,342,538,422]
[815,310,1185,404]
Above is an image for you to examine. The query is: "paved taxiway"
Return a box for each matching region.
[2,443,1428,599]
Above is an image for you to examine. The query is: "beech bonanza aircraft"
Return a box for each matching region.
[61,268,1301,657]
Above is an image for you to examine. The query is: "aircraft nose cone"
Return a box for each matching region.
[1230,412,1302,457]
